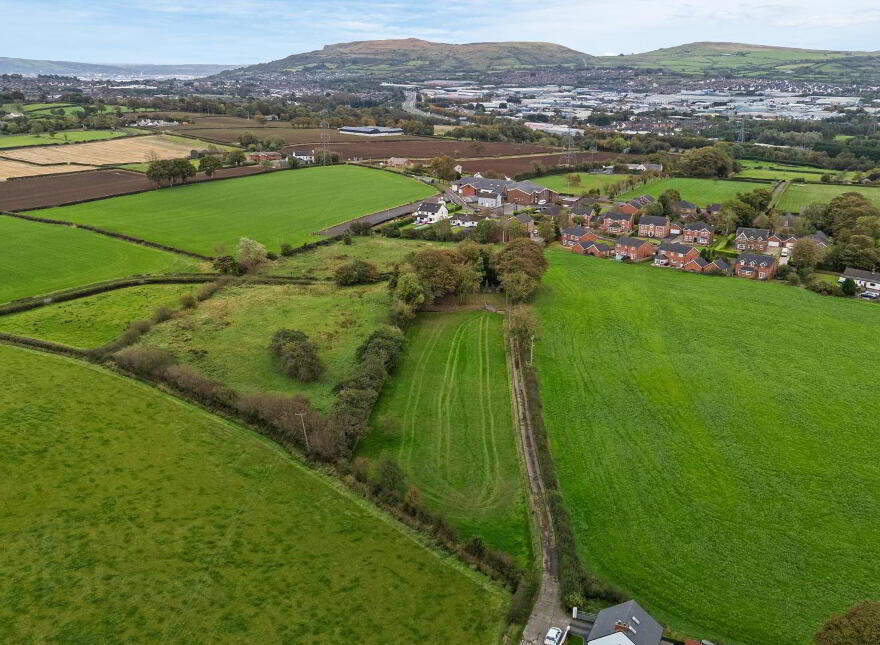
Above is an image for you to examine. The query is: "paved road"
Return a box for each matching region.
[317,198,427,236]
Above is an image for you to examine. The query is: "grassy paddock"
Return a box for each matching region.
[0,130,130,149]
[36,165,437,255]
[0,216,201,304]
[0,345,507,643]
[777,183,880,212]
[617,177,760,205]
[534,248,880,645]
[360,311,531,564]
[0,284,197,348]
[535,173,630,195]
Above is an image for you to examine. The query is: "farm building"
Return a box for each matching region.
[586,600,663,645]
[338,126,404,136]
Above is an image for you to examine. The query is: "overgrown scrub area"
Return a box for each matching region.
[534,247,880,645]
[360,311,531,564]
[0,344,507,643]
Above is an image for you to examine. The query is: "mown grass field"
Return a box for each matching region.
[777,183,880,212]
[534,248,880,645]
[143,282,390,411]
[535,173,629,195]
[0,129,131,149]
[0,284,196,348]
[360,311,531,564]
[0,345,507,643]
[617,177,762,206]
[0,216,200,304]
[37,165,437,254]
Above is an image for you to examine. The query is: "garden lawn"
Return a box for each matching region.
[535,247,880,645]
[0,345,506,644]
[0,284,197,349]
[0,130,129,149]
[616,178,761,206]
[360,311,531,564]
[143,282,390,411]
[535,173,630,196]
[0,216,200,304]
[37,165,436,255]
[777,183,880,212]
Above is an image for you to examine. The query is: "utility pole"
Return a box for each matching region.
[295,412,310,452]
[530,335,535,367]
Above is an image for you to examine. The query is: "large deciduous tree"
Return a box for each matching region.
[815,601,880,645]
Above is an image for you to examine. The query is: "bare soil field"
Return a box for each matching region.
[0,160,97,180]
[285,140,557,161]
[1,135,204,167]
[459,151,632,176]
[0,165,265,212]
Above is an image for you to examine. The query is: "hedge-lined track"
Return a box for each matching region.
[361,311,531,564]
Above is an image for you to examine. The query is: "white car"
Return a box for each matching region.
[780,248,790,257]
[544,626,564,645]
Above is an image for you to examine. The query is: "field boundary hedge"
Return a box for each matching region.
[0,211,214,261]
[0,331,87,358]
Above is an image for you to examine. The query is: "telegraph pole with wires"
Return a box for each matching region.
[319,119,330,166]
[295,412,310,452]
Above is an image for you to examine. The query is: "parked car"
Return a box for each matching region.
[858,291,879,299]
[544,626,564,645]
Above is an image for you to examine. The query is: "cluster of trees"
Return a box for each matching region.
[334,259,380,286]
[145,158,196,186]
[270,329,323,382]
[801,193,880,271]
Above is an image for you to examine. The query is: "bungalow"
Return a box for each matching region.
[246,151,284,163]
[414,201,449,224]
[615,237,656,262]
[562,225,599,247]
[768,232,798,249]
[682,222,715,245]
[601,211,634,234]
[655,242,699,268]
[735,227,770,251]
[451,214,480,228]
[672,200,697,216]
[638,215,670,238]
[734,253,778,280]
[586,600,663,645]
[574,241,614,257]
[840,267,880,292]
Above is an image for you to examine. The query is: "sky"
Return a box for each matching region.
[3,0,880,65]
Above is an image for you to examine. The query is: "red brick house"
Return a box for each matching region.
[768,232,798,249]
[615,203,640,217]
[576,241,614,257]
[638,215,670,238]
[654,242,700,268]
[735,228,770,251]
[615,237,656,261]
[601,211,634,234]
[734,253,777,280]
[453,178,557,205]
[561,225,598,247]
[682,222,715,245]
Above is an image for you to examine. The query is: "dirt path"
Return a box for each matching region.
[507,339,571,644]
[768,180,790,211]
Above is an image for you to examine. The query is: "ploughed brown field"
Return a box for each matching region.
[0,166,265,212]
[285,140,557,160]
[458,151,634,176]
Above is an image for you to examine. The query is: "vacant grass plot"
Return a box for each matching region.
[38,165,437,254]
[144,282,390,411]
[360,312,530,563]
[535,248,880,645]
[535,173,629,195]
[0,284,196,348]
[616,177,762,205]
[0,129,130,149]
[777,183,880,212]
[0,345,506,644]
[1,134,217,166]
[0,216,200,304]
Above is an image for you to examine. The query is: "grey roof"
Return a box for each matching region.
[673,200,696,209]
[736,227,770,240]
[639,215,669,227]
[736,253,776,266]
[707,203,722,213]
[842,267,880,282]
[588,600,663,645]
[684,221,714,232]
[563,226,591,237]
[711,257,730,270]
[809,230,830,244]
[605,211,634,222]
[456,177,547,195]
[658,241,696,254]
[687,256,710,268]
[769,232,798,241]
[416,202,443,213]
[338,126,402,134]
[452,214,480,223]
[582,241,613,252]
[515,214,535,224]
[616,236,652,247]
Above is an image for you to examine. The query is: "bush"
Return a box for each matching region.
[180,294,197,309]
[114,345,176,376]
[196,279,227,301]
[163,364,235,406]
[213,255,245,275]
[356,326,406,370]
[266,251,278,261]
[151,306,173,323]
[334,259,380,286]
[280,243,294,256]
[269,329,324,382]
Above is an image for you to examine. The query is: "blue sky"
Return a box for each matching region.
[4,0,880,64]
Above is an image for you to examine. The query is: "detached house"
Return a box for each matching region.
[682,222,715,245]
[586,600,663,645]
[734,253,778,280]
[476,189,503,208]
[615,237,656,261]
[414,201,449,224]
[451,214,480,228]
[654,242,699,268]
[840,267,880,292]
[638,215,670,238]
[601,211,634,234]
[575,241,614,257]
[735,227,770,251]
[562,226,599,247]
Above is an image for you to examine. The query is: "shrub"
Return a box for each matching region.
[842,277,857,296]
[163,364,235,406]
[114,345,176,376]
[151,306,173,323]
[238,237,268,271]
[355,326,406,370]
[280,242,295,256]
[196,279,226,301]
[266,251,278,261]
[180,294,197,309]
[213,255,244,275]
[269,329,323,382]
[334,259,380,286]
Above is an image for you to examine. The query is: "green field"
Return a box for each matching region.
[535,173,630,195]
[37,165,437,255]
[777,183,880,212]
[0,345,506,643]
[360,311,530,563]
[0,129,132,149]
[0,284,197,348]
[535,248,880,645]
[0,216,201,304]
[616,178,758,206]
[143,282,390,411]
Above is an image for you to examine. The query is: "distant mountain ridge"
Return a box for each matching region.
[0,57,240,78]
[218,38,880,82]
